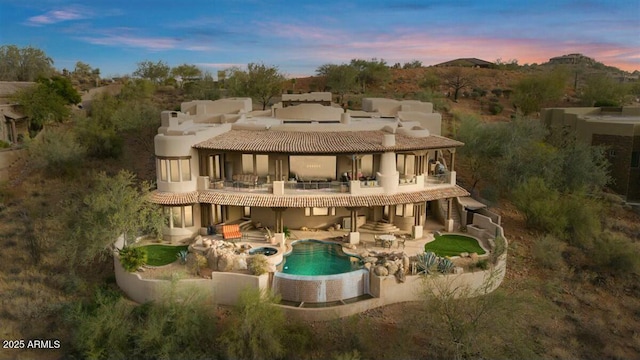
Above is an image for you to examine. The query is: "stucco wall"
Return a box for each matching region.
[250,207,355,230]
[115,256,269,305]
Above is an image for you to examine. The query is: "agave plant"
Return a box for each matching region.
[176,250,189,265]
[437,257,455,274]
[416,251,439,274]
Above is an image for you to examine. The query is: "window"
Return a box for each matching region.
[632,151,640,168]
[243,206,251,218]
[157,157,192,182]
[165,205,194,228]
[395,204,414,217]
[305,207,335,216]
[181,159,191,181]
[396,154,415,175]
[290,156,336,180]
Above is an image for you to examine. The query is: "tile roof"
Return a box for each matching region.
[150,186,469,208]
[193,130,463,154]
[148,191,199,205]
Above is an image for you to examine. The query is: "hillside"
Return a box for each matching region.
[0,65,639,359]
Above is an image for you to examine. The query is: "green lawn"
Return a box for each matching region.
[141,245,189,266]
[424,234,486,257]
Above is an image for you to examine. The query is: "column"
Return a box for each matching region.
[346,207,361,244]
[449,149,456,172]
[412,203,424,239]
[272,208,287,246]
[445,198,455,232]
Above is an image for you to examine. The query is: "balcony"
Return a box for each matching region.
[201,171,456,196]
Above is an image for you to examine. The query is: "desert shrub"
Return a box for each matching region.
[590,232,640,275]
[68,285,220,360]
[490,235,507,264]
[533,235,566,270]
[27,128,86,176]
[219,289,287,360]
[118,246,147,272]
[564,194,602,249]
[487,99,503,115]
[512,177,567,237]
[248,254,269,275]
[476,259,489,270]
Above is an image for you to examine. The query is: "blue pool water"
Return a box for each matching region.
[281,240,362,276]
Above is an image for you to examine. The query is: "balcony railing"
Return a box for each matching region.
[284,180,345,193]
[209,179,270,192]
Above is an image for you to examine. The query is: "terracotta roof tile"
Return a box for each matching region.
[149,191,199,205]
[193,130,463,154]
[193,186,469,208]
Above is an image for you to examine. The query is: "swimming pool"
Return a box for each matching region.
[273,240,369,303]
[280,239,362,276]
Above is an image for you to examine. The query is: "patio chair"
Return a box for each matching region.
[374,235,384,247]
[222,224,242,241]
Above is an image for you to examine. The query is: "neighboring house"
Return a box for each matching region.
[151,93,468,243]
[434,58,495,68]
[0,81,35,144]
[541,107,640,202]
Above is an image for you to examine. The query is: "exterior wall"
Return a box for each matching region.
[541,107,640,201]
[397,111,442,136]
[371,254,506,304]
[275,103,343,121]
[251,207,354,230]
[114,256,269,305]
[273,269,369,303]
[162,203,202,243]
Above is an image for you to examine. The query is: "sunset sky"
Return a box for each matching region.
[1,0,638,78]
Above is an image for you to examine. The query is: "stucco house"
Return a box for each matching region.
[0,81,34,144]
[150,94,469,243]
[541,106,640,202]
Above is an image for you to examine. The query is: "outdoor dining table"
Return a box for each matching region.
[379,234,396,248]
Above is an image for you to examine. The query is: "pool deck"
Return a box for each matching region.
[219,222,444,259]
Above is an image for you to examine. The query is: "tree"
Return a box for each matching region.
[184,72,220,101]
[442,67,474,101]
[403,60,423,69]
[39,76,82,104]
[225,63,285,110]
[133,60,170,84]
[0,45,54,81]
[27,127,86,177]
[170,63,202,80]
[13,83,70,132]
[419,70,441,91]
[580,73,630,107]
[512,68,568,115]
[62,170,164,268]
[350,58,391,93]
[171,64,202,89]
[316,63,359,104]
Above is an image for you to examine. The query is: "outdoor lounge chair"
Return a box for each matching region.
[222,224,242,241]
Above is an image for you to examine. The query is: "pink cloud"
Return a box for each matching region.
[27,7,90,26]
[285,33,639,73]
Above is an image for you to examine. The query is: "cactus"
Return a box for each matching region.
[416,251,439,274]
[438,258,455,274]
